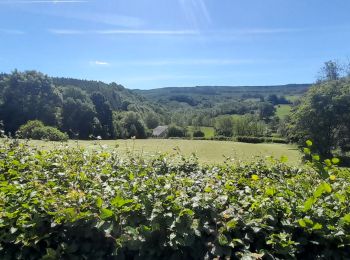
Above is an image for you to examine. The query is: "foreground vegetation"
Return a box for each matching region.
[1,139,350,259]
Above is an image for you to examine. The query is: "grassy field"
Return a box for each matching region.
[275,104,292,119]
[187,126,215,138]
[22,139,302,165]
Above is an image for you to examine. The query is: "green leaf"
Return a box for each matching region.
[303,148,311,155]
[111,196,133,208]
[96,197,103,208]
[312,223,323,230]
[226,219,237,230]
[312,155,320,161]
[303,197,315,211]
[218,233,229,246]
[306,140,313,147]
[324,159,332,167]
[179,208,194,216]
[100,208,113,220]
[331,158,340,165]
[298,219,306,227]
[342,214,350,224]
[314,182,332,198]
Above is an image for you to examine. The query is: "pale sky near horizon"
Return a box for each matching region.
[0,0,350,89]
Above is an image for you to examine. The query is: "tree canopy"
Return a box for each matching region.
[286,78,350,156]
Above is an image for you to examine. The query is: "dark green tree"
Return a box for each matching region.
[0,70,62,134]
[91,92,114,139]
[121,111,146,138]
[286,78,350,156]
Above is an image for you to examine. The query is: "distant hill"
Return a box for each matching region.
[134,84,311,108]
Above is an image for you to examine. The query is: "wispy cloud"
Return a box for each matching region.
[119,58,256,66]
[90,60,110,66]
[48,27,304,37]
[0,0,88,4]
[90,58,266,68]
[178,0,212,29]
[49,29,198,35]
[0,29,25,34]
[229,28,306,35]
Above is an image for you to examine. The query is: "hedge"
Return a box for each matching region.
[1,139,350,259]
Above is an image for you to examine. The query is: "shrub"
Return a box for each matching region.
[193,130,205,138]
[212,135,232,141]
[236,136,265,143]
[1,140,350,259]
[17,120,68,141]
[167,125,185,138]
[17,120,44,138]
[269,137,288,144]
[31,126,68,141]
[235,136,288,144]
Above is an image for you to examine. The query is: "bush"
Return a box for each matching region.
[236,136,265,143]
[211,135,232,141]
[167,125,185,138]
[269,137,288,144]
[235,136,288,144]
[1,141,350,259]
[17,120,68,141]
[17,120,44,138]
[31,126,69,141]
[193,130,205,138]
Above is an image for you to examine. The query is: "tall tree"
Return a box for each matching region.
[215,116,233,137]
[0,70,62,134]
[91,92,114,139]
[318,60,342,82]
[287,78,350,157]
[61,87,99,139]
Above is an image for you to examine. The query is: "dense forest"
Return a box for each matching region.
[0,70,166,140]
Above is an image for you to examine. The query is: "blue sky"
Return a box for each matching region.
[0,0,350,89]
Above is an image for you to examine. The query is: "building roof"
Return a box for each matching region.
[152,125,168,136]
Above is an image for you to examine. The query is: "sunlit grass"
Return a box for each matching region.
[22,139,302,165]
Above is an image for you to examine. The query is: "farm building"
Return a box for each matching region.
[152,125,168,138]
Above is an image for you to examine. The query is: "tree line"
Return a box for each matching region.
[0,70,166,140]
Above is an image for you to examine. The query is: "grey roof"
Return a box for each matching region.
[152,125,168,136]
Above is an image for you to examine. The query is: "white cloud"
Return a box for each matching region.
[90,61,110,66]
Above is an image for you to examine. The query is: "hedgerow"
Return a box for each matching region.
[0,139,350,259]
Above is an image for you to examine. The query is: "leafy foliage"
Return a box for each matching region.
[167,125,186,138]
[0,140,349,259]
[17,120,68,141]
[285,77,350,156]
[0,71,164,139]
